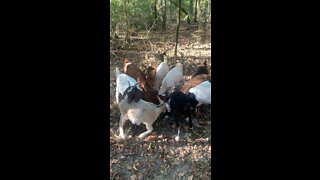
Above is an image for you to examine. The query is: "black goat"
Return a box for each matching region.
[167,90,198,140]
[192,61,209,77]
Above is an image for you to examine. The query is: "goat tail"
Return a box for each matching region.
[115,67,120,78]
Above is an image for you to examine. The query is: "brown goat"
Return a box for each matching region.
[124,58,160,105]
[123,58,152,91]
[142,90,160,105]
[180,74,211,94]
[145,61,157,90]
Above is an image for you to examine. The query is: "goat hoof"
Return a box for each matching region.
[119,134,126,139]
[138,134,145,139]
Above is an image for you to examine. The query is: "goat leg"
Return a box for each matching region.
[138,123,153,139]
[175,127,181,141]
[132,124,138,137]
[119,115,128,139]
[174,115,181,141]
[188,115,193,130]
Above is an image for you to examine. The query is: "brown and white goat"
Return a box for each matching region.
[123,58,160,105]
[123,58,152,91]
[180,74,211,94]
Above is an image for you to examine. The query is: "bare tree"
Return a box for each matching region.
[124,0,129,40]
[189,0,193,24]
[174,0,182,60]
[194,0,198,22]
[162,0,167,32]
[154,0,158,28]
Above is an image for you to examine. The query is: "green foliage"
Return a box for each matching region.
[110,0,155,32]
[110,0,208,33]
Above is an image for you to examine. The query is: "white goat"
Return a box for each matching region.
[158,62,184,96]
[118,90,167,139]
[154,55,170,91]
[115,67,139,103]
[188,80,211,106]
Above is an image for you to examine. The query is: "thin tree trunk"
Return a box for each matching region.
[154,0,158,29]
[162,0,167,32]
[198,0,203,32]
[203,0,207,32]
[194,0,198,22]
[207,0,211,31]
[124,0,129,40]
[189,0,193,24]
[174,0,181,60]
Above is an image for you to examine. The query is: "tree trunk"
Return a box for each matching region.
[162,0,167,32]
[174,0,181,60]
[154,0,158,29]
[198,0,203,32]
[207,0,211,31]
[189,0,193,24]
[198,0,206,44]
[203,0,208,32]
[124,0,129,40]
[194,0,198,22]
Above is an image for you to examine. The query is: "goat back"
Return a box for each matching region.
[181,74,211,94]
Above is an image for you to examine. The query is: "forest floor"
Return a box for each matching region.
[109,22,212,180]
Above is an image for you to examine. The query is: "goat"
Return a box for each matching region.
[123,58,152,91]
[158,62,184,96]
[123,59,160,105]
[115,67,141,103]
[167,90,198,141]
[154,51,167,64]
[118,85,167,139]
[189,80,211,106]
[142,90,161,105]
[188,80,211,117]
[154,55,170,91]
[145,61,157,90]
[180,74,211,94]
[192,61,209,77]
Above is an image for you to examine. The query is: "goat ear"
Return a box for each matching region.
[136,78,145,90]
[162,51,166,56]
[124,58,130,64]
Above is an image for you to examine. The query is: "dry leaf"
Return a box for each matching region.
[145,135,156,141]
[133,164,138,171]
[111,159,118,164]
[126,164,132,170]
[188,175,193,180]
[130,174,137,180]
[120,155,126,159]
[178,172,185,177]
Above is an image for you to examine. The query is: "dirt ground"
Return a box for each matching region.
[110,22,212,180]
